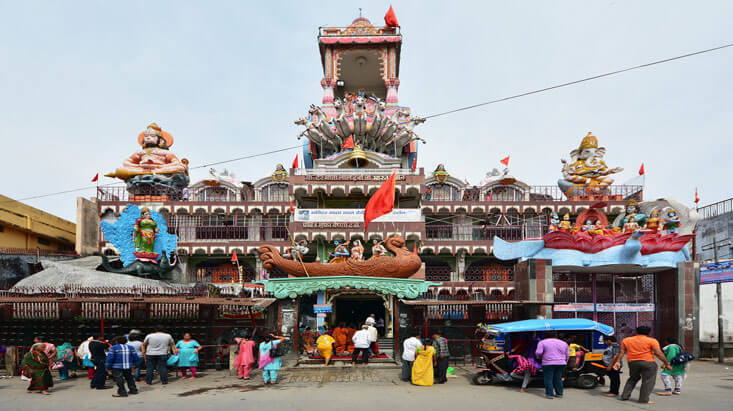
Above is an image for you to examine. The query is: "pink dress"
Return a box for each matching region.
[233,340,255,378]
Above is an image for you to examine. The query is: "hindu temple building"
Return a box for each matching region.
[0,14,702,360]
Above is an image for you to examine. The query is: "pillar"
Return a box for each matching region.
[321,78,335,105]
[385,78,399,104]
[513,259,554,319]
[76,197,99,256]
[456,250,466,282]
[677,262,700,356]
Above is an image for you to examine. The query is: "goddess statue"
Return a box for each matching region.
[106,123,189,190]
[134,207,159,256]
[558,132,623,195]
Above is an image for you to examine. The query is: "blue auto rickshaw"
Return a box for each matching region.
[473,318,614,389]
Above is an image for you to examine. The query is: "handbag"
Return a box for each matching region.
[668,344,695,365]
[269,343,283,358]
[82,354,95,368]
[166,355,179,366]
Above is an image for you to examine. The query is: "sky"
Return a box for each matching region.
[1,1,731,222]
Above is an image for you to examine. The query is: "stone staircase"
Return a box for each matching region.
[296,337,397,367]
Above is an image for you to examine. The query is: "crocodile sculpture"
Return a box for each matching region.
[94,251,177,279]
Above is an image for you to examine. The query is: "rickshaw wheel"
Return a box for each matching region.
[576,374,598,389]
[471,372,494,385]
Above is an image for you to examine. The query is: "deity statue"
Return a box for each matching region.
[623,217,640,233]
[134,207,159,258]
[272,163,289,183]
[644,209,662,233]
[558,213,572,232]
[329,240,351,264]
[350,239,365,261]
[371,239,388,257]
[662,208,681,234]
[548,211,560,232]
[106,123,189,190]
[616,199,647,228]
[558,132,623,195]
[432,164,449,184]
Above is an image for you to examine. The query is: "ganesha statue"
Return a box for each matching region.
[106,123,189,191]
[558,132,623,196]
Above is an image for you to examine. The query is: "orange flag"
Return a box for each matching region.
[342,136,355,150]
[384,5,400,27]
[231,250,238,263]
[638,163,645,175]
[500,156,510,166]
[363,171,396,231]
[292,154,299,169]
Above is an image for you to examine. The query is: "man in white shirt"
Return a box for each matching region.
[365,314,376,326]
[367,323,379,355]
[351,325,372,366]
[401,330,423,382]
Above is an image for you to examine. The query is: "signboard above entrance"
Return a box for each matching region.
[295,208,421,223]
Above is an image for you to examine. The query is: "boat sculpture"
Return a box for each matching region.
[258,235,421,278]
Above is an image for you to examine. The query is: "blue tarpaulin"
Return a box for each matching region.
[489,318,614,335]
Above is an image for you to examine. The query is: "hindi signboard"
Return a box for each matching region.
[294,208,422,223]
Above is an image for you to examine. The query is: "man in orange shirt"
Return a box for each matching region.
[610,325,671,404]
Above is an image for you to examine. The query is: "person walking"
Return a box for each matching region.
[535,332,569,399]
[142,326,175,385]
[259,333,287,384]
[233,334,256,379]
[316,333,336,366]
[656,337,687,396]
[431,332,450,384]
[602,336,622,397]
[176,333,201,379]
[88,335,110,390]
[21,343,53,395]
[126,333,144,382]
[401,330,422,382]
[376,318,385,338]
[611,325,672,404]
[105,336,139,397]
[351,325,371,366]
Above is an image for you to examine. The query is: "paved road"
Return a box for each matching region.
[2,360,732,411]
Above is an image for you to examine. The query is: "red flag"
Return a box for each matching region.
[231,250,238,264]
[91,173,99,182]
[695,187,700,204]
[342,135,354,150]
[500,156,510,167]
[363,171,396,231]
[289,197,295,213]
[384,5,400,27]
[411,156,417,171]
[413,242,419,255]
[638,163,645,175]
[292,154,299,169]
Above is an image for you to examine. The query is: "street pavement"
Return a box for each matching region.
[2,360,732,411]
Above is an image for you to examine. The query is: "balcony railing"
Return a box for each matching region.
[97,186,286,203]
[292,168,418,176]
[425,225,529,242]
[424,184,643,203]
[318,25,400,37]
[698,198,733,220]
[172,226,288,243]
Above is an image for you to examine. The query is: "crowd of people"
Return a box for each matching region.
[16,326,289,396]
[400,330,452,386]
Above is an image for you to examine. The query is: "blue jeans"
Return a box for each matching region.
[542,364,564,397]
[134,367,141,381]
[145,355,168,384]
[263,369,278,383]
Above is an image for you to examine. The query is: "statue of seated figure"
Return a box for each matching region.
[106,123,189,190]
[558,132,623,195]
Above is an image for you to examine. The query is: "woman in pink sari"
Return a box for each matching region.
[233,336,256,380]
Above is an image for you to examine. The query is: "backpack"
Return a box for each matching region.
[667,344,695,365]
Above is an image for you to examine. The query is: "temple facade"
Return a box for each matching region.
[0,15,700,360]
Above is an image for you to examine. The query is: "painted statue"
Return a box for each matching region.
[432,164,450,184]
[272,163,289,183]
[134,207,159,257]
[371,239,388,257]
[644,209,661,232]
[623,217,640,233]
[330,240,351,264]
[548,212,560,232]
[616,199,647,228]
[99,204,179,279]
[662,207,681,234]
[558,213,572,232]
[106,123,189,190]
[558,132,623,195]
[350,239,365,261]
[283,240,309,260]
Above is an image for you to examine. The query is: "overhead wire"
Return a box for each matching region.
[4,42,731,204]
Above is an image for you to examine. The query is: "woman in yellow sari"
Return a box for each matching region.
[316,334,336,366]
[411,344,435,386]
